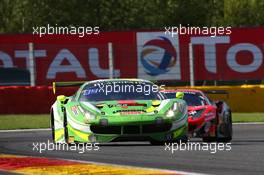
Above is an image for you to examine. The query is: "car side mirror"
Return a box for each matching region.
[176,92,184,99]
[57,95,66,103]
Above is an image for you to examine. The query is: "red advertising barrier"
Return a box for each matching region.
[1,85,264,114]
[0,28,264,84]
[188,28,264,81]
[0,86,77,114]
[0,32,137,85]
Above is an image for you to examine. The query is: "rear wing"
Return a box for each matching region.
[52,81,86,94]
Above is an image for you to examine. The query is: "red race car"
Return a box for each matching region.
[163,89,232,142]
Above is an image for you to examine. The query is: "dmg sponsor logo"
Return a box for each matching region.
[137,32,181,80]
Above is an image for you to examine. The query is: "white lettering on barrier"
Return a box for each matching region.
[88,48,120,78]
[15,50,46,70]
[0,37,263,81]
[0,51,13,67]
[191,36,263,74]
[227,43,263,73]
[46,49,86,79]
[191,36,230,73]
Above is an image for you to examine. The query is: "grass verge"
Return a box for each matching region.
[0,114,50,130]
[232,113,264,123]
[0,113,263,130]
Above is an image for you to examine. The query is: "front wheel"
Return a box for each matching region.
[50,109,55,142]
[63,109,69,144]
[217,113,232,142]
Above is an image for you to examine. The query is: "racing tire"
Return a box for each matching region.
[217,112,232,142]
[50,109,55,142]
[63,108,69,144]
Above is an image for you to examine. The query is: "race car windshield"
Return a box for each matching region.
[164,92,207,106]
[79,82,165,102]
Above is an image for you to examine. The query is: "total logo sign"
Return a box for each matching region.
[137,32,181,80]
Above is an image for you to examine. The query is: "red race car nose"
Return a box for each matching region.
[187,106,206,126]
[188,114,204,126]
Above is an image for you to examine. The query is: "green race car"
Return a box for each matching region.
[50,79,188,145]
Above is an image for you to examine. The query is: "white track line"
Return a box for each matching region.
[233,122,264,125]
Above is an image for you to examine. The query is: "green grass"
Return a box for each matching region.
[0,113,263,130]
[0,114,50,130]
[232,113,264,123]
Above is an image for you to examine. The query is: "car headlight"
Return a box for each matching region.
[189,109,205,119]
[204,111,214,118]
[84,111,96,120]
[172,103,178,110]
[166,103,178,118]
[166,110,175,118]
[78,106,96,120]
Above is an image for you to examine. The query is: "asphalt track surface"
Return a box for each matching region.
[0,124,264,175]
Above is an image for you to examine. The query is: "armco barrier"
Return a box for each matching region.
[0,86,77,114]
[167,85,264,112]
[0,85,263,114]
